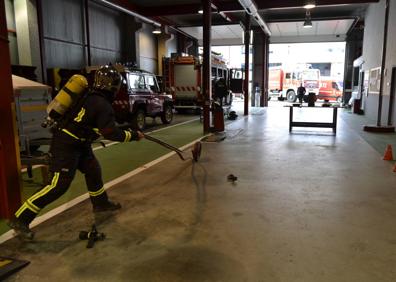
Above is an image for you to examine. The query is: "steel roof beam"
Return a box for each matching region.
[140,0,380,17]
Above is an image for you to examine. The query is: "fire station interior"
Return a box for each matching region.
[1,0,396,281]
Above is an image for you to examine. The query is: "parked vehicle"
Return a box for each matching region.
[229,68,244,99]
[268,68,284,99]
[86,65,174,131]
[162,54,233,113]
[269,67,321,102]
[318,79,343,102]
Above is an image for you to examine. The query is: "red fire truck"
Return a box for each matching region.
[162,54,233,112]
[269,67,321,102]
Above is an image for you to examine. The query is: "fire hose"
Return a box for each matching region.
[143,134,202,162]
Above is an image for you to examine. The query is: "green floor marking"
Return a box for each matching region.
[1,120,204,237]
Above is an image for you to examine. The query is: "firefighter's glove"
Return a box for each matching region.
[127,129,144,141]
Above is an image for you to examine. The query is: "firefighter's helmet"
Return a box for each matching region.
[93,65,121,95]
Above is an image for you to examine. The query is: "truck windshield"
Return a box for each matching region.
[302,70,319,80]
[332,81,340,90]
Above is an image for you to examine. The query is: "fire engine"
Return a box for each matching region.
[269,66,321,102]
[162,53,233,112]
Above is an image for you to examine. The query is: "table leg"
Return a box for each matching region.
[333,107,338,134]
[289,106,293,132]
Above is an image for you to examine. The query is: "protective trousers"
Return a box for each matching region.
[15,138,109,225]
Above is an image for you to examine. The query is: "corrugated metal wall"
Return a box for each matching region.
[41,0,86,69]
[88,1,125,65]
[40,0,140,70]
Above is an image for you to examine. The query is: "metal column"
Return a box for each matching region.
[0,1,22,219]
[377,0,390,126]
[202,0,212,133]
[243,13,250,115]
[261,32,269,107]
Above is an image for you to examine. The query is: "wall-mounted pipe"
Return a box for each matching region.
[95,0,161,27]
[96,0,198,42]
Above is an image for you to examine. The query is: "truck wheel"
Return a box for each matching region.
[161,105,173,124]
[286,90,297,102]
[336,96,342,103]
[131,109,146,131]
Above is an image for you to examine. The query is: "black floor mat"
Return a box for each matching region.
[0,257,30,280]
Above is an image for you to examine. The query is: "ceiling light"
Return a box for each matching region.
[198,9,203,14]
[152,26,161,34]
[303,0,316,9]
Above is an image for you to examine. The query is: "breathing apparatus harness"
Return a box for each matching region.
[42,75,99,143]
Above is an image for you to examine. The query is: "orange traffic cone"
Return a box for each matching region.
[383,144,393,160]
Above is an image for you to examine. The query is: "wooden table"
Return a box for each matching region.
[286,105,339,134]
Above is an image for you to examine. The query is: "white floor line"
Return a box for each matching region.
[21,165,44,173]
[1,135,206,244]
[146,118,200,134]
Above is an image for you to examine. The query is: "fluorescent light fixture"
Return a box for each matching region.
[152,26,161,34]
[303,0,316,9]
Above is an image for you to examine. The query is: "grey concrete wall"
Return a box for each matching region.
[166,33,177,57]
[5,0,15,29]
[362,0,396,124]
[5,0,18,64]
[14,0,42,81]
[139,23,158,73]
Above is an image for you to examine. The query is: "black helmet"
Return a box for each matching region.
[93,65,121,95]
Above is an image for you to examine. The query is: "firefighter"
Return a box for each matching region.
[297,83,306,103]
[8,65,144,240]
[214,78,228,106]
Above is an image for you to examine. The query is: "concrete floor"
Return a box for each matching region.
[2,105,396,281]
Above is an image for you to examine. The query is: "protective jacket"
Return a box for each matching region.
[55,90,138,143]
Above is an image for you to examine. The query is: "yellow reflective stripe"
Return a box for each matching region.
[29,172,60,203]
[15,203,38,217]
[62,129,80,140]
[26,200,41,213]
[74,108,86,122]
[15,172,58,217]
[89,187,105,197]
[124,131,131,142]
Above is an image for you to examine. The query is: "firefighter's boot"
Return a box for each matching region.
[8,218,35,241]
